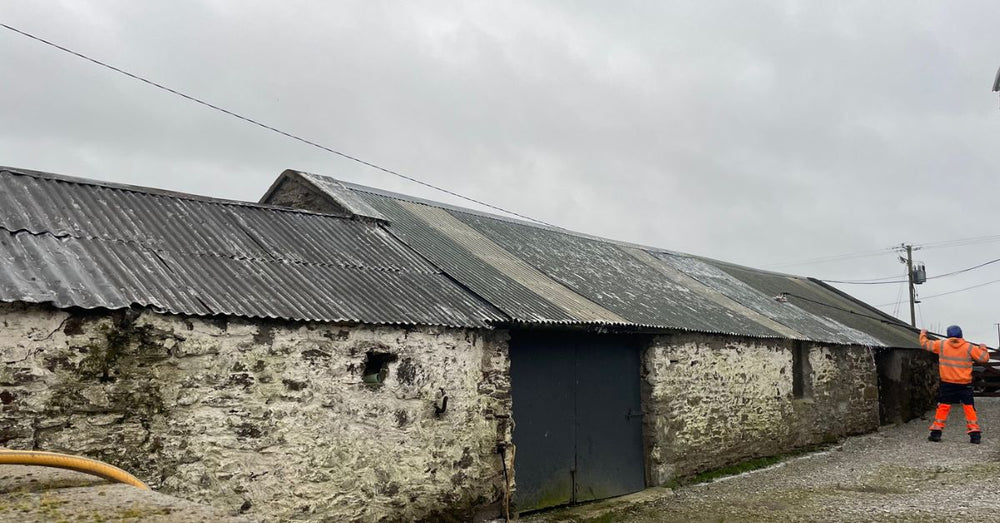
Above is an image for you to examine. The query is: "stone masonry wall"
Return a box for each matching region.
[0,302,512,522]
[875,348,937,424]
[642,333,879,484]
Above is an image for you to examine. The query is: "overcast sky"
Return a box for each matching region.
[3,1,1000,343]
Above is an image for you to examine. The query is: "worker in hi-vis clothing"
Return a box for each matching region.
[920,325,992,444]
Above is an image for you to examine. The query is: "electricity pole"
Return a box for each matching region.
[905,244,916,327]
[994,322,999,348]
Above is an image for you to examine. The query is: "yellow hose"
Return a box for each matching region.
[0,449,150,490]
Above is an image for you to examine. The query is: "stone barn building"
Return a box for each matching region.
[0,166,934,521]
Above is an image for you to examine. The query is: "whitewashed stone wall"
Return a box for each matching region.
[642,333,879,484]
[0,303,512,521]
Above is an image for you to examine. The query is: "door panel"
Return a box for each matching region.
[509,334,576,511]
[510,332,645,512]
[574,338,645,502]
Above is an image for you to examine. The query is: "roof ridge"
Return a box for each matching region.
[302,171,695,255]
[0,166,357,221]
[300,171,813,279]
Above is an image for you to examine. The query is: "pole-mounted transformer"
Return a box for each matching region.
[900,244,927,327]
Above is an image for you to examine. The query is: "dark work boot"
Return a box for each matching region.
[928,430,942,442]
[970,431,982,444]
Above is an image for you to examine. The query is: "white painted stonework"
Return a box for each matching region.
[642,333,879,484]
[0,303,512,521]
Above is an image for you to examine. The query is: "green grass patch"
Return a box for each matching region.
[685,455,785,484]
[668,443,835,488]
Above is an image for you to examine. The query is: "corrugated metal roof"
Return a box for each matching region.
[452,210,781,337]
[650,252,884,346]
[295,171,388,222]
[277,171,919,347]
[0,167,505,327]
[706,260,919,348]
[359,192,582,324]
[621,247,806,339]
[398,200,628,324]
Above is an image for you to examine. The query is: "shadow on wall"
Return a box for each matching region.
[875,348,937,424]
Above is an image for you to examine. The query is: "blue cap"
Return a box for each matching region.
[946,325,963,338]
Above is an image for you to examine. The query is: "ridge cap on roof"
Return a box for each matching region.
[292,170,551,229]
[694,256,817,280]
[292,171,824,280]
[0,166,357,221]
[293,172,921,341]
[295,170,701,254]
[288,171,916,346]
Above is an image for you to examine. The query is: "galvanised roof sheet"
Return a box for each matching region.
[706,260,919,348]
[356,192,582,324]
[290,172,918,347]
[650,252,884,346]
[0,167,504,327]
[452,210,780,337]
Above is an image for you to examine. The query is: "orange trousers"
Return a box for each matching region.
[929,403,981,433]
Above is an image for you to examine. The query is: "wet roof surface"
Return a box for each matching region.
[0,167,504,327]
[289,171,919,347]
[0,164,920,345]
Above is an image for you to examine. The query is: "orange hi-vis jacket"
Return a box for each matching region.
[919,331,991,385]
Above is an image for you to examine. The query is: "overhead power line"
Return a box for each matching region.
[917,234,1000,251]
[818,255,1000,285]
[891,280,905,318]
[0,22,556,228]
[766,246,898,269]
[781,292,983,344]
[820,273,908,284]
[821,277,908,285]
[917,278,1000,301]
[770,235,1000,271]
[818,253,1000,285]
[927,256,1000,280]
[875,277,1000,306]
[779,292,919,331]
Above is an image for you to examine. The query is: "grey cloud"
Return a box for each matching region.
[2,0,1000,341]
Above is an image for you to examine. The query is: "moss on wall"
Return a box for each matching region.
[0,303,512,522]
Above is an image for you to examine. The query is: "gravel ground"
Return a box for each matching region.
[528,397,1000,523]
